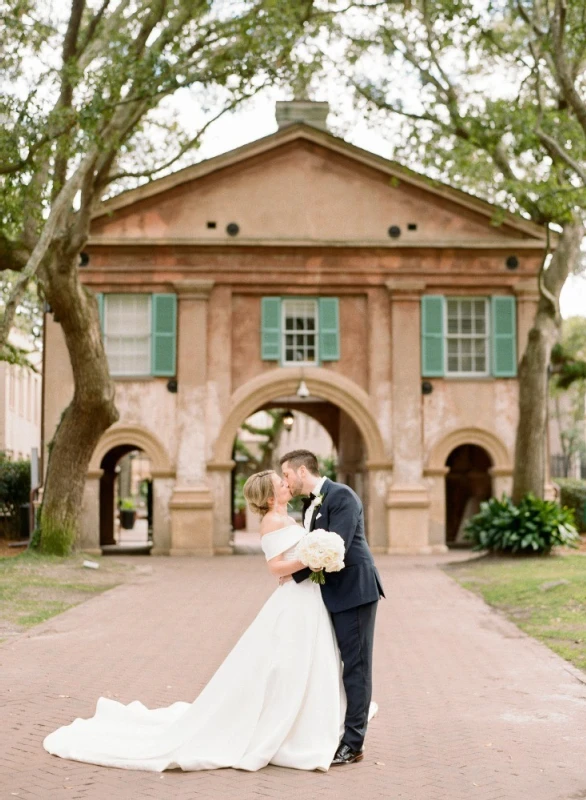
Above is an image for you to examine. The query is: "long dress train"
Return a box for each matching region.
[43,525,365,772]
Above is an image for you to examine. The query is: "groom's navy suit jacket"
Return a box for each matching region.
[292,478,385,613]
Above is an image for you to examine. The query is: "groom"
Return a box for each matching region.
[279,449,385,766]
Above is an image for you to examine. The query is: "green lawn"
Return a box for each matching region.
[444,553,586,672]
[0,549,135,642]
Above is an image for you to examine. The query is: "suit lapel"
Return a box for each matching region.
[309,478,332,532]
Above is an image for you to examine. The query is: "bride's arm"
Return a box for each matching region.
[267,555,306,578]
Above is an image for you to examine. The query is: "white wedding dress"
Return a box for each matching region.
[43,525,373,772]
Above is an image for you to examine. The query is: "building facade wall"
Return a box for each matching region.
[42,129,548,554]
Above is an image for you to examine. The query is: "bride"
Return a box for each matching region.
[43,469,360,772]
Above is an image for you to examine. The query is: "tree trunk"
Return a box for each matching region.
[40,258,118,554]
[511,221,584,504]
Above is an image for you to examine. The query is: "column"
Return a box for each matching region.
[80,471,102,554]
[386,279,431,553]
[205,285,235,554]
[169,280,215,555]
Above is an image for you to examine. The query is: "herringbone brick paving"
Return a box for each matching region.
[1,552,585,800]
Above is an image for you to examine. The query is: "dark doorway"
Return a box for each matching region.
[445,444,492,545]
[99,445,153,553]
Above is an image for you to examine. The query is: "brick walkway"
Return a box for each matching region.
[1,552,586,800]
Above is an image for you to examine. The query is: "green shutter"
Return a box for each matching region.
[261,297,281,360]
[491,296,517,377]
[96,293,104,331]
[319,297,340,361]
[421,295,445,376]
[151,293,177,376]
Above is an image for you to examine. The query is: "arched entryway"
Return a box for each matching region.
[99,446,153,552]
[231,404,339,550]
[87,424,175,555]
[208,367,391,555]
[425,427,513,549]
[445,444,492,545]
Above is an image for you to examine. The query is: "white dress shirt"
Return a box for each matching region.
[303,476,327,531]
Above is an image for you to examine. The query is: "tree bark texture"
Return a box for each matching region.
[40,256,118,551]
[511,221,584,504]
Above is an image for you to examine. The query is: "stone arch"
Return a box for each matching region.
[210,367,388,467]
[425,427,511,474]
[88,424,175,477]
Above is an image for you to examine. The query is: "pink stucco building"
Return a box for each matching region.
[42,101,547,555]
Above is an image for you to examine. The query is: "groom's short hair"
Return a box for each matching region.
[279,449,320,476]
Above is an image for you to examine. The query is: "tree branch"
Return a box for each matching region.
[0,148,99,349]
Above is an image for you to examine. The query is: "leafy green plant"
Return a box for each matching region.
[119,497,136,511]
[0,453,31,537]
[464,493,580,555]
[555,479,586,533]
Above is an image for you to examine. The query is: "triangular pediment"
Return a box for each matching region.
[90,125,546,247]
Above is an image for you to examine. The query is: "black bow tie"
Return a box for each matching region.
[309,491,319,500]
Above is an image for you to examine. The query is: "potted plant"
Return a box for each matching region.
[119,497,137,530]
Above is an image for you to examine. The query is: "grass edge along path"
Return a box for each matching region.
[443,552,586,674]
[0,549,135,643]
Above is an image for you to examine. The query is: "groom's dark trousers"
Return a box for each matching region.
[292,478,385,753]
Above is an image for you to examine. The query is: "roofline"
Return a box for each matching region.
[86,235,548,250]
[93,123,547,241]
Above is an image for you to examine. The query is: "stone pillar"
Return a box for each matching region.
[208,462,235,554]
[151,476,174,555]
[425,467,449,548]
[206,286,236,554]
[367,287,393,458]
[80,472,101,554]
[386,280,432,553]
[365,465,392,554]
[337,410,365,492]
[169,280,215,555]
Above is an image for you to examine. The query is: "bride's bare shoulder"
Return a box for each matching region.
[259,512,291,537]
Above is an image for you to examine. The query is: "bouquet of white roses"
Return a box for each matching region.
[295,529,345,585]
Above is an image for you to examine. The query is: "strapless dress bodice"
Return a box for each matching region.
[260,524,305,561]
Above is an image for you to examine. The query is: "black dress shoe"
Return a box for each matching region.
[331,743,364,766]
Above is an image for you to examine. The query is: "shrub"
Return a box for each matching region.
[554,479,586,533]
[0,453,31,537]
[464,493,580,555]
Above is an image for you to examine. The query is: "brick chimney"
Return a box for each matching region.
[275,100,330,132]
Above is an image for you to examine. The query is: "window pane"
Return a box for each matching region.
[447,339,458,356]
[445,298,488,375]
[282,299,318,364]
[461,300,472,317]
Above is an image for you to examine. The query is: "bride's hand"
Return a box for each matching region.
[279,575,293,585]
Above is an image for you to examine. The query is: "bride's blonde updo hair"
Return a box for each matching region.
[243,470,276,517]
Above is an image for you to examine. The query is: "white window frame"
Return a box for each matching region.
[104,294,152,377]
[281,298,319,367]
[444,297,490,378]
